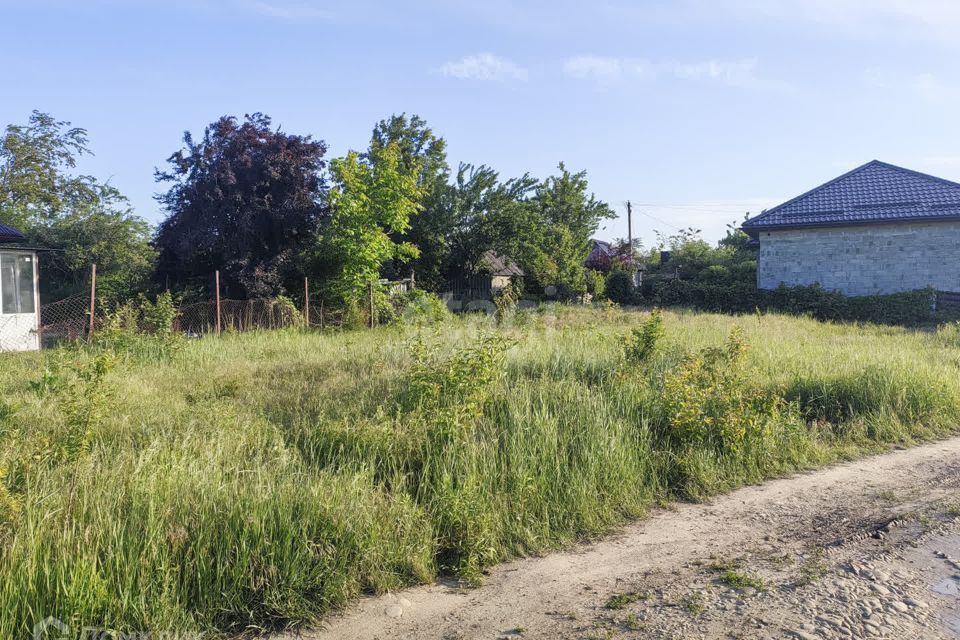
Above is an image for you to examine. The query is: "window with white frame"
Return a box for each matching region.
[0,253,36,314]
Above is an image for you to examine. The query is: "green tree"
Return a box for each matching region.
[0,111,155,300]
[447,163,538,276]
[368,114,454,289]
[31,187,156,300]
[322,142,423,301]
[155,113,328,298]
[0,111,99,229]
[471,163,612,297]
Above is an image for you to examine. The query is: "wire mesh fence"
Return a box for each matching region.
[33,296,316,348]
[0,267,414,352]
[176,299,305,335]
[39,294,91,348]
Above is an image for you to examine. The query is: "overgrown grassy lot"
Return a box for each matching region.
[2,306,960,637]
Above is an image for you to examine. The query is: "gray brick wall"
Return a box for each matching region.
[757,221,960,295]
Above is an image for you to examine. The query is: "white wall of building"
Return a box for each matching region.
[0,250,40,352]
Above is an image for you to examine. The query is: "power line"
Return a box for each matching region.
[632,207,684,232]
[630,202,770,208]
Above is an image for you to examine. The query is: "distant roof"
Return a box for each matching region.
[585,239,612,268]
[478,250,524,277]
[0,224,26,244]
[742,160,960,234]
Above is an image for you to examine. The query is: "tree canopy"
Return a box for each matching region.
[367,114,454,290]
[321,142,423,302]
[0,111,155,299]
[154,113,328,298]
[1,109,621,308]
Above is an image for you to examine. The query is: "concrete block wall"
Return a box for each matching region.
[757,220,960,296]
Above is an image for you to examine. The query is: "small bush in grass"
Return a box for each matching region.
[493,285,520,326]
[140,291,179,334]
[273,295,305,327]
[660,327,788,455]
[586,269,606,299]
[404,333,514,580]
[937,321,960,347]
[623,308,665,366]
[605,270,636,305]
[393,290,449,326]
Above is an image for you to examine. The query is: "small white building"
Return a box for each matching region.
[0,224,39,352]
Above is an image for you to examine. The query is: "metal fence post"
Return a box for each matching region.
[88,263,97,339]
[304,277,310,327]
[215,270,221,336]
[368,281,376,328]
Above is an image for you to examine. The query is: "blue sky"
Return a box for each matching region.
[3,0,960,246]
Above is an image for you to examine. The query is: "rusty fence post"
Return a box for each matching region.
[368,281,376,328]
[215,270,221,336]
[304,277,310,327]
[88,263,97,339]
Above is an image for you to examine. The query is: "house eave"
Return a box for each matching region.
[0,244,54,252]
[743,214,960,235]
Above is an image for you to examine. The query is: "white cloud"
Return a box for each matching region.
[564,56,645,82]
[564,56,791,92]
[437,53,528,81]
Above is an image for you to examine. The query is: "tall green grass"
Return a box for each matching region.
[2,306,959,637]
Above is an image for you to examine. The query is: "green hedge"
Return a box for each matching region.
[650,281,938,325]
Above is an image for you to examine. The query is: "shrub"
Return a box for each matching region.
[393,290,449,326]
[605,270,636,305]
[659,328,789,455]
[273,295,305,327]
[585,269,606,299]
[493,285,520,326]
[623,309,665,366]
[651,281,937,326]
[140,291,180,334]
[696,264,730,284]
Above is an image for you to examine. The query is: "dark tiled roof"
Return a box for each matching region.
[742,160,960,233]
[0,223,26,244]
[478,250,524,277]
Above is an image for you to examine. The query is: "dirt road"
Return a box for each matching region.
[281,438,960,639]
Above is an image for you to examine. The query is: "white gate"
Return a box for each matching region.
[0,251,39,352]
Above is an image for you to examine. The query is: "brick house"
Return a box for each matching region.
[742,160,960,297]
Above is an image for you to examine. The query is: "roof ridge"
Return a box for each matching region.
[743,160,881,228]
[742,160,960,232]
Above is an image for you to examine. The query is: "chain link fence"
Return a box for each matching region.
[32,296,315,349]
[39,294,91,348]
[0,270,414,352]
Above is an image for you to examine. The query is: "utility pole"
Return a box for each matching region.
[626,200,633,268]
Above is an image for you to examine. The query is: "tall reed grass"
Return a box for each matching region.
[2,305,959,637]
